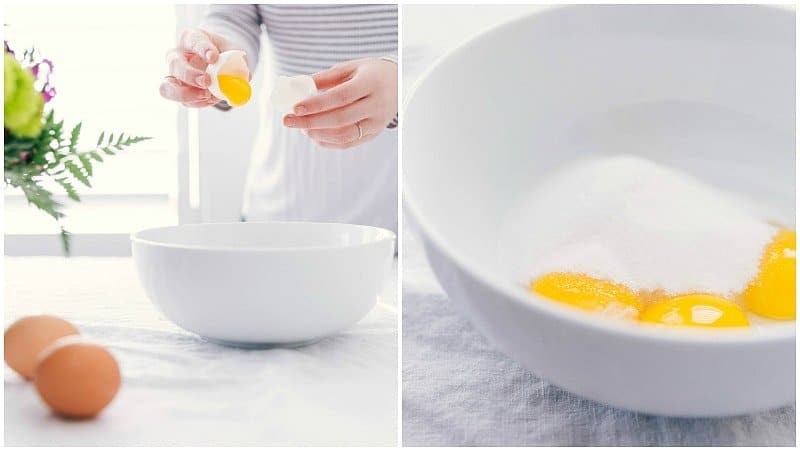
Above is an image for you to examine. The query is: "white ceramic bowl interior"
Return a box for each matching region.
[132,222,395,347]
[404,5,795,416]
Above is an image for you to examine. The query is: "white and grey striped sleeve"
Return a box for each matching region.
[201,4,263,71]
[200,3,398,124]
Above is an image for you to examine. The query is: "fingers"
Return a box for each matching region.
[293,77,369,116]
[166,49,211,88]
[306,119,380,145]
[182,98,220,108]
[185,51,207,69]
[306,119,382,150]
[179,28,220,64]
[159,76,217,104]
[160,28,229,108]
[283,99,371,130]
[315,131,378,150]
[311,61,356,91]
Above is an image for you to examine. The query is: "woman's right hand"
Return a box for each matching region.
[160,28,231,108]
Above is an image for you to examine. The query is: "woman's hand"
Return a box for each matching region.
[284,58,398,149]
[159,28,233,108]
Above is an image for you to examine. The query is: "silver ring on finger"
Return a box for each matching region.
[355,121,364,141]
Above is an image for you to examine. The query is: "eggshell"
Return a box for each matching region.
[4,315,79,380]
[206,50,250,103]
[34,336,121,419]
[271,74,318,111]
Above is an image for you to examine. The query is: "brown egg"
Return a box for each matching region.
[4,315,80,380]
[34,337,121,419]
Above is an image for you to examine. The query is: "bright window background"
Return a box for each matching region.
[4,4,178,237]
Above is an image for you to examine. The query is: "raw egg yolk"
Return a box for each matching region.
[218,74,251,106]
[641,294,749,327]
[742,229,796,320]
[530,272,641,320]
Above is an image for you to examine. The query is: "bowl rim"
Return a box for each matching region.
[402,4,796,346]
[130,221,396,252]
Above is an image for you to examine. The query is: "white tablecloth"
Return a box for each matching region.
[401,225,795,446]
[4,257,397,446]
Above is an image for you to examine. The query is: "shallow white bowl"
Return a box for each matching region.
[404,5,795,416]
[131,222,395,347]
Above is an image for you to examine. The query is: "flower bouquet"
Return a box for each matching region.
[4,43,150,253]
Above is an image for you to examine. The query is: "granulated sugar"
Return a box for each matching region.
[504,155,777,298]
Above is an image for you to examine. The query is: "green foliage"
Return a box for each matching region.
[4,109,151,254]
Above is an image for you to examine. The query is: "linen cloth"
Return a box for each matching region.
[401,225,795,446]
[4,257,397,446]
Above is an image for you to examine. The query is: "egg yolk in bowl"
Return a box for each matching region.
[742,229,796,320]
[530,272,641,320]
[529,228,795,328]
[641,294,749,327]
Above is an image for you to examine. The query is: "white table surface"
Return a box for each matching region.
[4,256,397,446]
[401,5,796,446]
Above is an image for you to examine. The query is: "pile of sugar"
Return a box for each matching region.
[504,155,778,298]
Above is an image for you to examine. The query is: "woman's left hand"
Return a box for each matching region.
[283,57,397,149]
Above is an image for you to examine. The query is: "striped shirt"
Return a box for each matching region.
[203,4,398,127]
[199,4,398,232]
[203,4,398,75]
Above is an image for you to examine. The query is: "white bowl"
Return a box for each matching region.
[404,5,795,416]
[131,222,395,347]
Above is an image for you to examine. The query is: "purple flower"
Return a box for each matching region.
[31,59,54,81]
[6,41,57,102]
[43,86,56,103]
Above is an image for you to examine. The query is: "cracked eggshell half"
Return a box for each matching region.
[206,50,251,105]
[271,75,318,112]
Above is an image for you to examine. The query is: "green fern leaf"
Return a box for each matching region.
[56,178,81,201]
[65,161,91,187]
[59,227,71,256]
[78,154,93,176]
[126,136,151,145]
[69,123,82,153]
